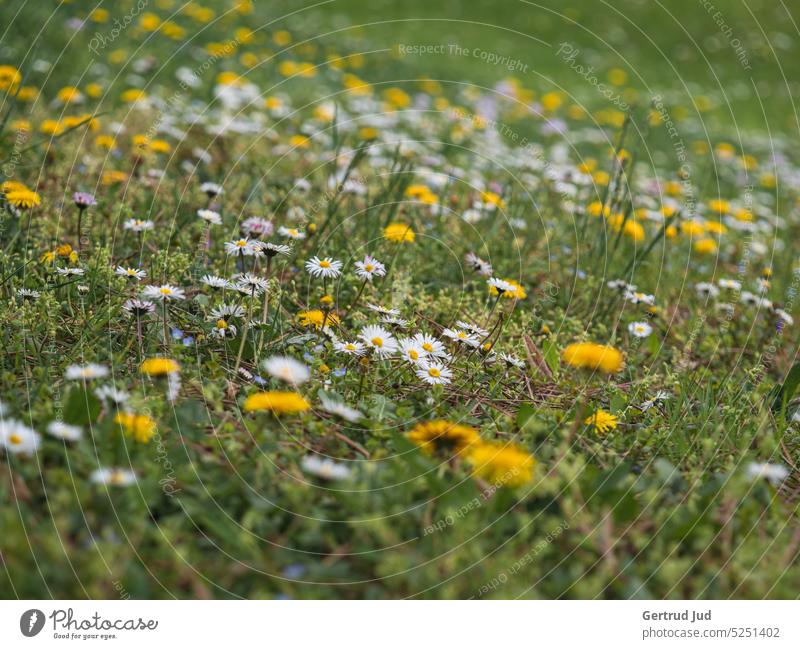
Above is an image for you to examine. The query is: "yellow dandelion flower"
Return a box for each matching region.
[243,391,310,414]
[5,188,41,209]
[469,442,536,487]
[298,310,340,330]
[140,357,180,376]
[561,342,624,374]
[0,65,21,91]
[693,238,717,255]
[383,222,415,243]
[406,420,480,456]
[114,412,157,444]
[584,409,618,433]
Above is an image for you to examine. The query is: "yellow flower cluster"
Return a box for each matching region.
[561,342,624,374]
[406,420,536,488]
[114,412,157,443]
[243,391,310,415]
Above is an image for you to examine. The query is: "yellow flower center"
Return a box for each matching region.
[9,434,21,445]
[345,343,356,351]
[422,342,433,352]
[364,264,374,271]
[428,367,441,378]
[217,319,228,329]
[159,287,171,295]
[371,337,383,348]
[319,260,331,268]
[457,332,467,339]
[236,240,247,247]
[409,350,419,360]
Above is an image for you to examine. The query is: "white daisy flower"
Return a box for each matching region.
[333,340,366,356]
[90,467,137,487]
[718,278,742,291]
[628,321,653,338]
[197,209,222,225]
[412,333,448,359]
[499,352,525,369]
[65,363,109,380]
[210,319,237,339]
[94,385,130,405]
[200,274,232,289]
[456,320,489,338]
[262,356,311,385]
[210,303,245,319]
[142,284,186,301]
[234,273,269,295]
[415,360,453,385]
[746,462,789,486]
[278,226,305,240]
[46,421,83,441]
[257,241,291,258]
[0,420,41,455]
[115,266,147,280]
[17,288,40,300]
[694,282,719,298]
[224,238,258,256]
[488,277,515,295]
[366,303,400,316]
[301,455,351,481]
[398,338,427,363]
[354,255,386,281]
[607,279,635,292]
[465,252,493,277]
[200,182,223,197]
[123,218,154,232]
[319,395,363,422]
[624,290,655,306]
[241,216,273,237]
[442,328,480,347]
[55,267,85,276]
[122,299,156,316]
[359,325,398,358]
[305,256,343,279]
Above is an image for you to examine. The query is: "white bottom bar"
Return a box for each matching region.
[2,600,796,647]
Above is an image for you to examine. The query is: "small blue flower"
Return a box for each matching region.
[171,327,184,339]
[254,374,267,386]
[333,367,346,377]
[182,336,194,346]
[302,352,314,362]
[282,564,306,579]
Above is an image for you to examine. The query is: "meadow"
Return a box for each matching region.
[0,0,799,599]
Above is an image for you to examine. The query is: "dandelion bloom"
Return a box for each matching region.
[584,409,618,433]
[298,309,339,329]
[406,419,480,455]
[383,222,415,243]
[469,443,536,487]
[5,188,41,209]
[243,391,310,414]
[140,357,180,376]
[561,342,624,374]
[114,412,157,443]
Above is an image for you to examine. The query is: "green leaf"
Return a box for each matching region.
[770,361,800,417]
[62,386,102,426]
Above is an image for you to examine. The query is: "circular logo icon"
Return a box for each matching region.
[20,609,45,637]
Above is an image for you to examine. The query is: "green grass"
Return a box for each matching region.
[0,0,798,599]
